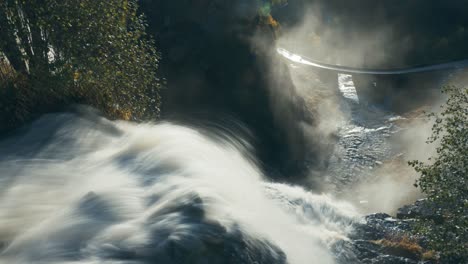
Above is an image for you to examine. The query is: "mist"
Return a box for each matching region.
[0,108,361,264]
[2,1,465,263]
[253,1,454,215]
[276,3,412,68]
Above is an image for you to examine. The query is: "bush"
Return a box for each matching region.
[372,236,424,260]
[409,85,468,262]
[0,0,161,131]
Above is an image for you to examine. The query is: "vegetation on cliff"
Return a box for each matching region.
[409,85,468,262]
[0,0,161,133]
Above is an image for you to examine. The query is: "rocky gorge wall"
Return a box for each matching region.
[141,0,318,177]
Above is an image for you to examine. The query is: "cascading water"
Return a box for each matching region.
[278,47,431,215]
[0,107,359,264]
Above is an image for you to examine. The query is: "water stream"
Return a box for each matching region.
[0,108,359,264]
[0,50,438,263]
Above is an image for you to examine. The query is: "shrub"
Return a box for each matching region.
[372,235,424,260]
[0,0,161,131]
[409,85,468,262]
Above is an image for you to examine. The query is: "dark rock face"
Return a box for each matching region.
[336,201,442,264]
[352,213,412,241]
[396,199,443,224]
[141,0,313,177]
[334,213,423,264]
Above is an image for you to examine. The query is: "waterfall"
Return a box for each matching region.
[0,107,359,264]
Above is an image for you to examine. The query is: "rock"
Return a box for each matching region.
[396,199,443,224]
[140,0,322,177]
[333,239,421,264]
[337,213,431,264]
[362,254,419,264]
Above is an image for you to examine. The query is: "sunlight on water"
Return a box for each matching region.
[337,74,359,103]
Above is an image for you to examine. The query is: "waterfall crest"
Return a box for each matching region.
[0,108,358,264]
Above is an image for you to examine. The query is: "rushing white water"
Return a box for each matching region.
[0,108,359,264]
[337,74,359,103]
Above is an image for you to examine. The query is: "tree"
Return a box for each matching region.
[409,85,468,262]
[0,0,161,127]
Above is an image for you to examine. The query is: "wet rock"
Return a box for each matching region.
[333,239,422,264]
[396,199,443,223]
[361,254,419,264]
[338,213,430,264]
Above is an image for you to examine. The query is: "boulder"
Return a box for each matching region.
[397,199,443,224]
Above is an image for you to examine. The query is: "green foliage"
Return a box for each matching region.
[0,0,161,126]
[409,85,468,262]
